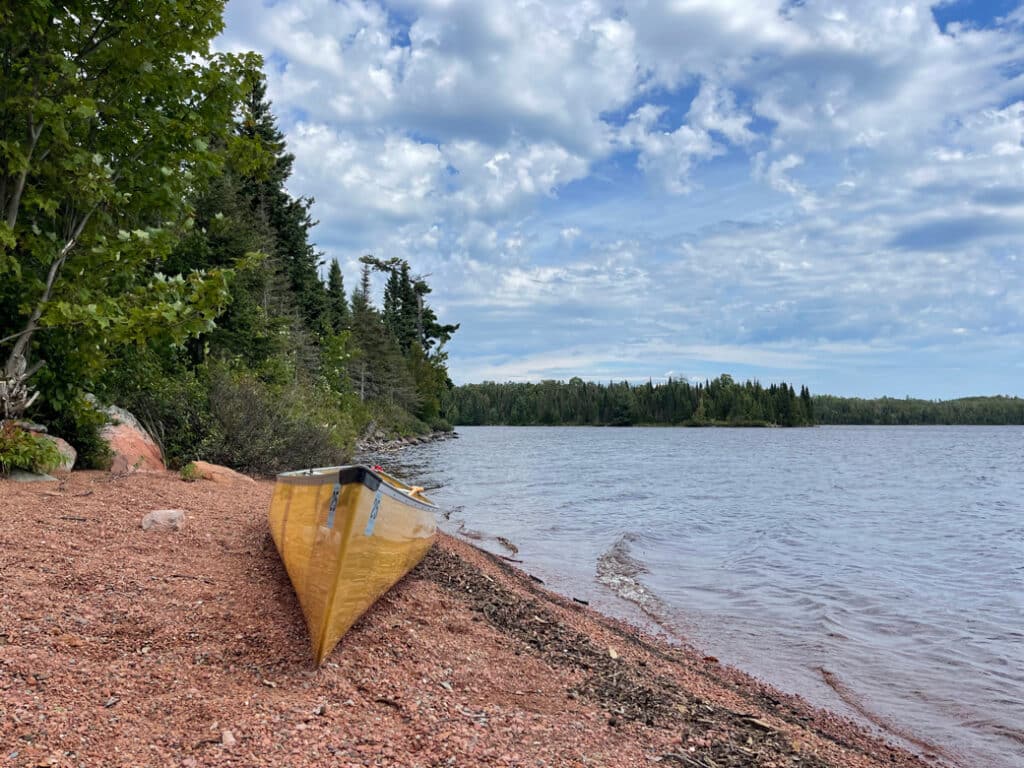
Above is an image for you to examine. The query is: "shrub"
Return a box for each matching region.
[428,416,453,433]
[202,365,354,476]
[366,400,431,438]
[32,394,112,470]
[179,462,200,482]
[116,368,221,470]
[0,423,62,475]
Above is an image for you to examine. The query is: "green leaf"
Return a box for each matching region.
[74,100,97,119]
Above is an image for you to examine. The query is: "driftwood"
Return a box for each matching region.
[1,352,40,420]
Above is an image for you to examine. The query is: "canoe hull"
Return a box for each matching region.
[268,465,437,664]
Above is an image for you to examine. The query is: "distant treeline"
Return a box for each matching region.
[443,375,815,427]
[812,395,1024,425]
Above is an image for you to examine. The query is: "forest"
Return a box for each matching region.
[444,381,1024,428]
[444,376,816,427]
[812,395,1024,425]
[0,2,456,474]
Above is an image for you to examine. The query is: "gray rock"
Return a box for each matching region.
[141,509,185,531]
[41,435,76,473]
[11,420,47,434]
[7,469,57,483]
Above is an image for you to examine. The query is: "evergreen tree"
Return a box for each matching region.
[326,260,349,332]
[398,262,419,352]
[236,75,326,335]
[382,266,404,346]
[349,263,376,401]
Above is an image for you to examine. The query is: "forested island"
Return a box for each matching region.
[444,380,1024,427]
[1,5,455,475]
[444,376,815,427]
[813,395,1024,425]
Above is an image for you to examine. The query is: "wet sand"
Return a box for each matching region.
[1,471,939,767]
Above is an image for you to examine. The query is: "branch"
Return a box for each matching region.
[74,2,129,62]
[4,106,44,229]
[5,204,98,373]
[0,327,37,347]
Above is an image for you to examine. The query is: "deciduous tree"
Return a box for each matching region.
[0,0,258,416]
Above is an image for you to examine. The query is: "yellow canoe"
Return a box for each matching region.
[268,465,437,664]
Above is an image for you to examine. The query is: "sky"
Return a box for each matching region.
[217,0,1024,398]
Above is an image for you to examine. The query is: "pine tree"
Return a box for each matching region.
[800,385,814,424]
[398,262,419,352]
[382,267,404,344]
[237,75,327,335]
[349,263,375,401]
[326,260,349,332]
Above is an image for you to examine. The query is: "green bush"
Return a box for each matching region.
[202,365,354,475]
[106,356,358,475]
[365,400,431,438]
[115,366,221,470]
[43,396,113,470]
[428,416,453,433]
[0,423,62,475]
[179,461,200,482]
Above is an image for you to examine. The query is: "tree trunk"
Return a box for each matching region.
[0,206,94,418]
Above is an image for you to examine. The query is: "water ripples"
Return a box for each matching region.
[383,425,1024,768]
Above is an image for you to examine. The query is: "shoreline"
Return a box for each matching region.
[2,471,940,767]
[356,429,458,454]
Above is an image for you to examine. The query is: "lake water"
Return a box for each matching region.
[369,426,1024,768]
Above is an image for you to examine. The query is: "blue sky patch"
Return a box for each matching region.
[218,0,1024,399]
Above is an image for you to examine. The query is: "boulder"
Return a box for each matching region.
[189,461,254,484]
[99,404,165,473]
[42,435,76,474]
[1,420,75,473]
[141,509,185,531]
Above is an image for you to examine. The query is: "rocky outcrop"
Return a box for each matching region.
[188,461,254,484]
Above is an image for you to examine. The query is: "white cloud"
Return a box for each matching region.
[688,80,757,145]
[753,152,818,210]
[453,258,650,310]
[217,0,1024,397]
[447,139,590,217]
[619,105,722,193]
[288,123,447,222]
